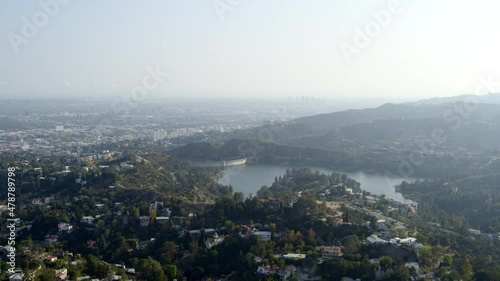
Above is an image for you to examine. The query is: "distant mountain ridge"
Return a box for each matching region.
[173,93,500,177]
[293,103,445,131]
[412,93,500,105]
[293,94,500,131]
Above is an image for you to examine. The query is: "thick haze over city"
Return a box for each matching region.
[1,0,500,100]
[3,2,500,281]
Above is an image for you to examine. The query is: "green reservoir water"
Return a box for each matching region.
[217,164,415,204]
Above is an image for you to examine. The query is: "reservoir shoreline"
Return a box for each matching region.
[217,163,416,204]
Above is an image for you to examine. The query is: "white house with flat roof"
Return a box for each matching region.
[366,235,388,244]
[283,253,306,259]
[58,222,73,233]
[252,231,272,241]
[80,216,94,224]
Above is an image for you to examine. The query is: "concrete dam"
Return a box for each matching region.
[190,158,247,168]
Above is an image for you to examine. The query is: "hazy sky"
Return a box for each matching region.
[1,0,500,99]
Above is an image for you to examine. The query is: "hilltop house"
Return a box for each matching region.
[320,246,343,258]
[366,235,388,245]
[58,222,73,233]
[136,238,156,250]
[257,264,279,275]
[206,236,225,249]
[277,265,297,280]
[80,216,94,225]
[252,231,272,241]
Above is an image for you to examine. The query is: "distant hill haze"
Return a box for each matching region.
[172,94,500,178]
